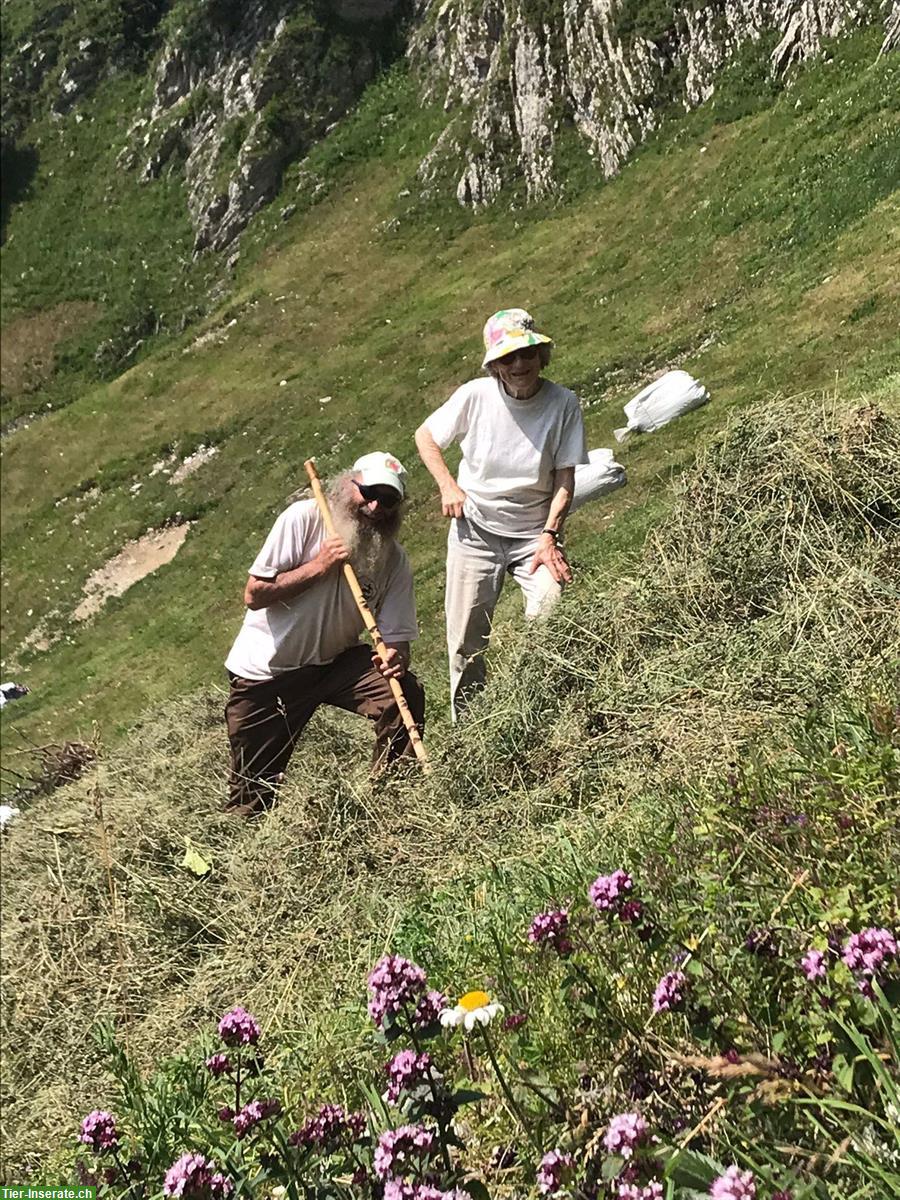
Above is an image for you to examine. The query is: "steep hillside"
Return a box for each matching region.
[1,8,899,1193]
[1,28,898,778]
[2,393,897,1189]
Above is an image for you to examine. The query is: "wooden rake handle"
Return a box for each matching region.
[303,459,430,772]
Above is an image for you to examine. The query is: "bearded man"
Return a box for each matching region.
[223,452,424,816]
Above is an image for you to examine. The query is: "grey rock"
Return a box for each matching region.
[409,0,886,208]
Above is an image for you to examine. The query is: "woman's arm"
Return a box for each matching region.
[414,424,468,519]
[528,466,575,584]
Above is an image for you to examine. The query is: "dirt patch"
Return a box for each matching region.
[1,301,100,401]
[73,523,192,621]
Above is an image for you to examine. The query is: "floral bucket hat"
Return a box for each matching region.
[482,308,553,368]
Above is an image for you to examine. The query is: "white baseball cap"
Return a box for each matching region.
[352,451,407,498]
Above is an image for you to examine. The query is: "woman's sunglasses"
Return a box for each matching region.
[498,345,540,363]
[355,480,403,508]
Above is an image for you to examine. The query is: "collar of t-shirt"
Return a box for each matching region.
[497,379,547,406]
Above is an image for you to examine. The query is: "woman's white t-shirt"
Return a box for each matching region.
[424,377,589,537]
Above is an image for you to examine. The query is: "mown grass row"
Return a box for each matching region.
[2,396,897,1189]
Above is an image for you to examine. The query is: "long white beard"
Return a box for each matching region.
[330,485,393,578]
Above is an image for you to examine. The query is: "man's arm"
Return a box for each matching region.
[414,424,467,519]
[372,642,410,680]
[244,536,349,609]
[528,466,575,584]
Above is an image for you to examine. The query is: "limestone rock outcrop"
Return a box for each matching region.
[409,0,888,207]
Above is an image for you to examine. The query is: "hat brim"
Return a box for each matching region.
[358,469,405,498]
[482,330,553,368]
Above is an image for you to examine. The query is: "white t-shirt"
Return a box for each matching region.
[424,377,589,537]
[225,501,418,681]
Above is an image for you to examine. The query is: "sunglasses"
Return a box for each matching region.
[354,480,403,508]
[498,345,540,363]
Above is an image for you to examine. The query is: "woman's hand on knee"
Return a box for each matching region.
[529,537,572,584]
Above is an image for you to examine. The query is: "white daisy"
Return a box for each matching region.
[439,989,503,1031]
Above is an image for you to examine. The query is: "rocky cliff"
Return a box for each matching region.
[119,0,408,253]
[3,0,894,254]
[408,0,889,207]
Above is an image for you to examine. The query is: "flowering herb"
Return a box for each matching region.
[373,1124,436,1179]
[162,1153,232,1199]
[603,1111,649,1158]
[652,970,687,1014]
[842,927,897,978]
[709,1165,756,1198]
[205,1054,231,1077]
[800,949,827,981]
[528,908,574,956]
[412,989,447,1029]
[536,1148,575,1196]
[217,1006,261,1048]
[589,869,633,913]
[368,955,428,1028]
[385,1049,433,1104]
[79,1110,118,1153]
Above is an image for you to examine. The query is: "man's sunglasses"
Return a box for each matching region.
[355,480,403,508]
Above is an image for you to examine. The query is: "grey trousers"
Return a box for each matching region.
[445,516,562,720]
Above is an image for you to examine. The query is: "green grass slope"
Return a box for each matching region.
[1,31,898,773]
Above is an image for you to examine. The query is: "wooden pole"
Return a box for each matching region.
[304,459,430,772]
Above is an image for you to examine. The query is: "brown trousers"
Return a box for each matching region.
[224,644,426,814]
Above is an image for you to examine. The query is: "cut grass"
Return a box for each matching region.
[1,392,897,1181]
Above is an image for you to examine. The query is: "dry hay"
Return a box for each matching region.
[1,394,898,1175]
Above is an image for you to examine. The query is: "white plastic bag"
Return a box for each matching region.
[614,370,709,443]
[571,448,627,513]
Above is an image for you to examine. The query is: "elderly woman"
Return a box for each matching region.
[415,308,588,719]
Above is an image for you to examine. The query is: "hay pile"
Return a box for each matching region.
[1,395,897,1175]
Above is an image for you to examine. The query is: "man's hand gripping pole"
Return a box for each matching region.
[304,459,430,773]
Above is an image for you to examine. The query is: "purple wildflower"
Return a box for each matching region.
[205,1053,231,1076]
[373,1125,435,1179]
[163,1153,231,1199]
[502,1011,528,1032]
[79,1110,118,1153]
[385,1050,432,1104]
[528,908,573,956]
[603,1112,649,1158]
[412,989,447,1028]
[367,955,427,1028]
[843,928,897,977]
[536,1149,575,1196]
[619,900,645,926]
[709,1165,756,1199]
[652,970,687,1014]
[290,1103,352,1148]
[217,1005,261,1048]
[232,1098,281,1139]
[589,869,633,912]
[801,949,827,981]
[347,1110,367,1140]
[618,1185,663,1200]
[382,1185,454,1200]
